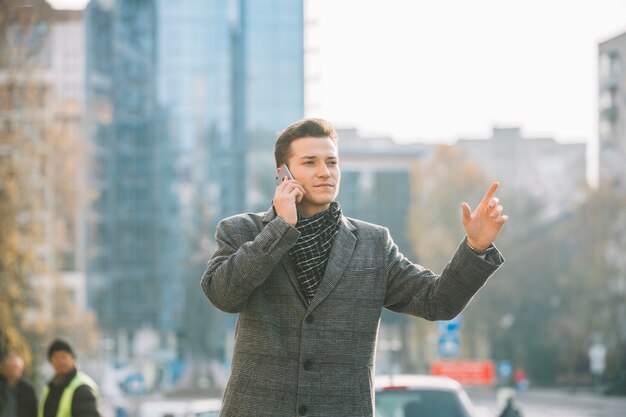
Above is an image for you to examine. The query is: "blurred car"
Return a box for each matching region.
[138,398,221,417]
[375,374,488,417]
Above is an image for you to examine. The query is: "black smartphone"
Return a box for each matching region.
[275,164,294,186]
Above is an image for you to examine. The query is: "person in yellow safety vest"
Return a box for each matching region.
[38,339,101,417]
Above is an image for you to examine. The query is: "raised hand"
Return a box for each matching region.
[461,181,508,250]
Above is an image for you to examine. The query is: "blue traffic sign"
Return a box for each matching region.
[497,360,513,378]
[438,333,461,358]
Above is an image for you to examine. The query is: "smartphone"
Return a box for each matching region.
[275,164,294,186]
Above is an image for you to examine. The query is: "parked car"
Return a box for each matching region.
[138,398,221,417]
[375,374,487,417]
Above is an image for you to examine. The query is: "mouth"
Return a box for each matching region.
[314,184,334,188]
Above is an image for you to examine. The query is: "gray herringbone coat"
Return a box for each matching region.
[201,208,503,417]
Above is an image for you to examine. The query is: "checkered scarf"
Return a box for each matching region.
[290,201,342,304]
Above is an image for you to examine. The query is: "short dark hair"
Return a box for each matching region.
[274,118,338,167]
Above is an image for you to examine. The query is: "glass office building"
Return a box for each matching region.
[85,0,303,357]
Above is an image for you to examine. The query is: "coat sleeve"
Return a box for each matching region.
[383,228,503,320]
[71,385,101,417]
[201,215,300,313]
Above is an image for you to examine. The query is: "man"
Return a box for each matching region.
[39,339,101,417]
[0,355,37,417]
[201,118,507,417]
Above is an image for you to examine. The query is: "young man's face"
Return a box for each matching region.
[50,351,76,377]
[285,136,340,217]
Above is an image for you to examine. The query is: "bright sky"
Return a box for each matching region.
[50,0,626,145]
[306,0,626,144]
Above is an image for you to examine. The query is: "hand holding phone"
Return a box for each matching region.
[273,164,303,226]
[275,164,294,186]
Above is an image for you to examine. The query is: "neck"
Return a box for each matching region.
[297,202,331,218]
[54,367,76,384]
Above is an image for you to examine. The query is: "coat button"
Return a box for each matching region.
[299,405,307,415]
[303,359,313,370]
[305,315,314,324]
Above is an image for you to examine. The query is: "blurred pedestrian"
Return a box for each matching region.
[39,339,101,417]
[0,354,37,417]
[201,118,508,417]
[514,367,528,391]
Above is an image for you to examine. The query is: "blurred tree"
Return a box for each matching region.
[407,145,491,365]
[0,136,37,368]
[566,186,626,392]
[0,0,53,369]
[406,143,581,384]
[479,213,577,384]
[409,145,491,272]
[473,184,626,387]
[0,0,100,373]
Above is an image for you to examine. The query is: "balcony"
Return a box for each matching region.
[601,105,618,121]
[600,73,621,90]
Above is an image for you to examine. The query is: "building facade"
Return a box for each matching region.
[336,128,426,259]
[86,0,162,352]
[456,127,587,221]
[85,0,304,361]
[599,31,626,189]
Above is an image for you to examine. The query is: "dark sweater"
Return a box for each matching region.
[0,375,37,417]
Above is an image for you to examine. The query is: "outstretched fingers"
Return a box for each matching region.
[480,181,500,208]
[461,202,472,225]
[462,181,508,249]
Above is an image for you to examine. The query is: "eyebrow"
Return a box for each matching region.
[299,155,338,160]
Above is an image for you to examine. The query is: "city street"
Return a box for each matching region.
[469,387,626,417]
[2,3,626,417]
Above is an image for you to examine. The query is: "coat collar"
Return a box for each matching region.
[262,204,356,232]
[49,367,78,389]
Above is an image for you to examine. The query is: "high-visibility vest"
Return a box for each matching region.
[38,371,99,417]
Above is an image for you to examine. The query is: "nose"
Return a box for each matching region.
[316,163,331,177]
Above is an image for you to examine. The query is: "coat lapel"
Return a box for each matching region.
[281,256,308,306]
[262,207,308,306]
[307,216,357,312]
